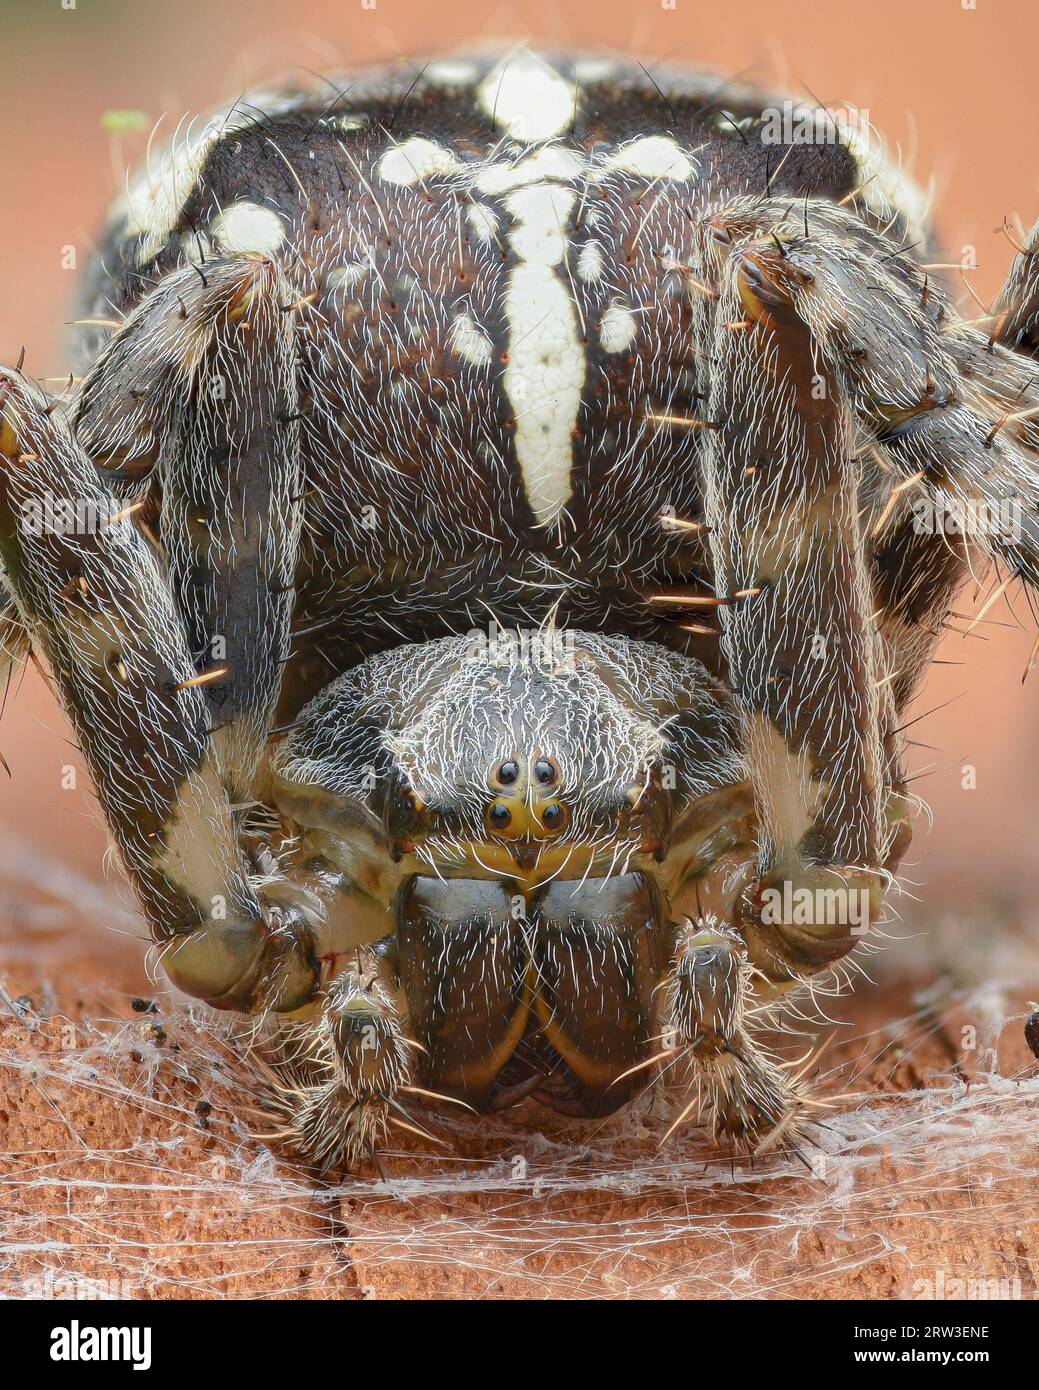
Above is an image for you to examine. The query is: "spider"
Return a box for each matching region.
[1,46,1037,1170]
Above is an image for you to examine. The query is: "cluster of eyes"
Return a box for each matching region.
[486,757,569,833]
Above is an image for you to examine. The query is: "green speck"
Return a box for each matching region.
[101,110,150,134]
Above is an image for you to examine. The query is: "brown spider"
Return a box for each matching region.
[1,47,1037,1168]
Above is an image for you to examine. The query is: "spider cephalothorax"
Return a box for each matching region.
[271,629,742,871]
[2,46,1039,1167]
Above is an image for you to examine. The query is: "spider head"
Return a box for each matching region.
[381,643,678,882]
[271,630,690,887]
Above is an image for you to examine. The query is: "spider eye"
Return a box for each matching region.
[487,802,513,830]
[540,802,567,832]
[496,759,520,785]
[534,758,557,786]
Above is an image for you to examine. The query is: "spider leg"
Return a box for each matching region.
[0,368,318,1012]
[662,915,806,1150]
[75,254,302,799]
[995,215,1039,358]
[869,511,961,866]
[696,203,970,741]
[694,199,1039,939]
[267,945,413,1172]
[691,211,887,993]
[758,202,1039,637]
[0,586,28,712]
[878,340,1039,589]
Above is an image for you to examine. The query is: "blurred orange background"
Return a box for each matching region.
[0,0,1036,921]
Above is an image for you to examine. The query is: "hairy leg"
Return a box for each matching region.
[771,206,1039,719]
[0,587,27,714]
[995,216,1039,358]
[0,368,317,1011]
[75,255,303,800]
[662,915,804,1149]
[264,943,412,1172]
[782,227,1039,597]
[690,207,887,994]
[160,258,301,797]
[655,194,1039,1146]
[770,214,1039,901]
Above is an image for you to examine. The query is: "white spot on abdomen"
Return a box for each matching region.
[600,301,637,353]
[577,239,604,283]
[451,311,494,367]
[602,136,696,181]
[124,119,223,266]
[465,203,499,243]
[377,137,464,185]
[476,146,585,195]
[501,182,583,527]
[426,59,479,86]
[573,57,617,83]
[210,201,285,255]
[120,94,297,266]
[477,48,577,143]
